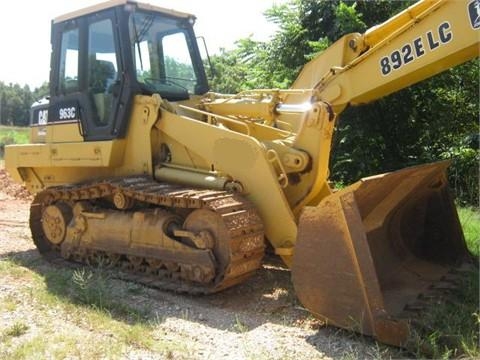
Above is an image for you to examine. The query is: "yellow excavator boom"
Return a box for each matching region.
[288,0,479,112]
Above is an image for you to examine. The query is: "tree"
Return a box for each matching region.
[0,91,6,126]
[33,82,50,101]
[0,81,48,127]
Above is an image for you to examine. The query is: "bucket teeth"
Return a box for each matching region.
[429,281,457,290]
[417,292,440,302]
[440,274,461,284]
[404,302,426,312]
[451,263,478,274]
[401,268,469,318]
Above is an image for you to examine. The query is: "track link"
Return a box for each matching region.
[30,176,265,294]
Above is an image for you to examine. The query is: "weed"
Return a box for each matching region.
[120,323,155,349]
[69,267,151,323]
[150,311,166,327]
[405,268,479,358]
[0,257,189,358]
[0,257,32,279]
[3,301,17,312]
[71,268,109,308]
[181,308,190,321]
[126,282,146,295]
[7,336,47,359]
[3,322,29,338]
[233,314,249,333]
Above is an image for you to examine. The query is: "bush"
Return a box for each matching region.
[441,145,479,207]
[0,136,15,159]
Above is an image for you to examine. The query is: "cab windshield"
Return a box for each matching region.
[128,10,207,100]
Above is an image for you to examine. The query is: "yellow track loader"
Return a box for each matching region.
[5,0,478,346]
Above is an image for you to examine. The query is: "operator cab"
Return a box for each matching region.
[47,0,209,141]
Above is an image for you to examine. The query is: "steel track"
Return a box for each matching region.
[30,176,265,294]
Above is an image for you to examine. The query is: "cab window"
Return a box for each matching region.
[129,11,204,100]
[88,18,118,125]
[59,28,79,93]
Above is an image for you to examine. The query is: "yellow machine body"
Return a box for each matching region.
[4,0,478,346]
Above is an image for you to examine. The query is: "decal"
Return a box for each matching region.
[48,99,80,123]
[38,109,48,125]
[380,22,453,76]
[469,0,480,29]
[58,106,76,120]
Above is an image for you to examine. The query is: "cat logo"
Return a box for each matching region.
[38,109,48,125]
[469,0,480,29]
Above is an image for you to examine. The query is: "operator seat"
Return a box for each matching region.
[89,58,116,124]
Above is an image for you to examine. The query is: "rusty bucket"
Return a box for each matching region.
[291,161,474,346]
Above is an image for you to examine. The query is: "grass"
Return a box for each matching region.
[0,125,29,143]
[3,332,121,360]
[458,206,480,256]
[233,314,249,333]
[0,256,187,359]
[406,270,479,358]
[399,205,479,359]
[0,125,29,159]
[2,322,29,338]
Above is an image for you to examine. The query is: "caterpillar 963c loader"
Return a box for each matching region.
[5,0,478,346]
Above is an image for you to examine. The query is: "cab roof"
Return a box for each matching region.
[53,0,195,24]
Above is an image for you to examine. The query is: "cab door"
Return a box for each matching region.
[49,9,132,141]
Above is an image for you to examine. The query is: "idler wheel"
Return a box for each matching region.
[41,202,72,245]
[183,208,231,281]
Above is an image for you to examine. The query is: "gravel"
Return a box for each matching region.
[0,169,390,359]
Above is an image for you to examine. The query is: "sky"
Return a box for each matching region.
[0,0,286,89]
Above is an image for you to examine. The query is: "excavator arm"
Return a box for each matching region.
[287,0,479,112]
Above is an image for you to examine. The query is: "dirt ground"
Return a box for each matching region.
[0,168,388,359]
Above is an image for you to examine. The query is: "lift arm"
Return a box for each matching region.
[287,0,479,112]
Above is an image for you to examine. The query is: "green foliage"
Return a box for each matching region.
[70,268,148,320]
[0,125,30,159]
[2,322,29,338]
[334,2,366,35]
[407,269,479,359]
[210,36,297,93]
[458,206,480,256]
[0,81,48,127]
[441,145,479,207]
[209,40,257,93]
[386,205,480,359]
[210,0,417,91]
[164,56,197,92]
[210,1,309,92]
[330,58,479,201]
[32,82,49,100]
[0,126,29,143]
